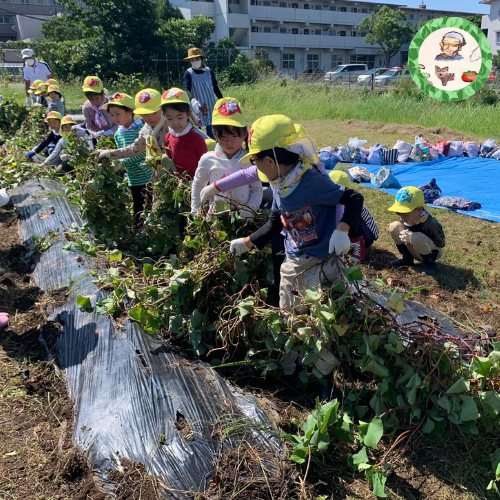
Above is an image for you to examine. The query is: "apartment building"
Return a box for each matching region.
[171,0,482,72]
[0,0,64,42]
[480,0,500,53]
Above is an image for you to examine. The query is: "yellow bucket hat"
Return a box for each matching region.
[184,47,204,61]
[47,84,61,95]
[34,83,48,95]
[46,78,58,86]
[134,89,162,114]
[212,97,247,128]
[329,170,352,188]
[161,88,190,106]
[388,187,425,213]
[44,111,63,122]
[102,92,135,111]
[82,76,103,93]
[61,116,77,126]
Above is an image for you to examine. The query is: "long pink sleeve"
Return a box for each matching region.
[215,165,259,193]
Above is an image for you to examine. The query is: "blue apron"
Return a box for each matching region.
[188,67,217,127]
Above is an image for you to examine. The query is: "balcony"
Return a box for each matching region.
[228,13,250,29]
[189,1,215,17]
[250,31,372,50]
[249,6,363,26]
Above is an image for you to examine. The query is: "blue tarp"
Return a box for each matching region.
[351,157,500,222]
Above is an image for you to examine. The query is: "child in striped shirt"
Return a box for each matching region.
[102,92,151,224]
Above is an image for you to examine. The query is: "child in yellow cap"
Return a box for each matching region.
[329,170,379,263]
[102,92,151,224]
[34,83,49,108]
[40,115,77,170]
[388,187,445,276]
[162,88,208,178]
[26,111,63,161]
[98,89,167,175]
[47,84,66,116]
[81,76,117,138]
[191,98,262,218]
[29,79,44,106]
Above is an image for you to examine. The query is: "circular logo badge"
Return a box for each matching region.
[409,17,492,101]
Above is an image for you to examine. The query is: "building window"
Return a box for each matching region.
[332,55,342,68]
[263,26,271,32]
[263,1,271,5]
[251,25,259,32]
[304,28,309,34]
[351,31,356,37]
[229,0,240,3]
[329,5,336,10]
[307,54,319,69]
[340,30,346,36]
[292,2,298,7]
[292,27,298,34]
[303,3,309,8]
[329,29,336,36]
[280,1,287,5]
[315,29,321,35]
[280,27,287,33]
[427,15,431,20]
[0,16,14,24]
[496,32,500,44]
[314,4,321,9]
[282,53,295,69]
[340,6,347,12]
[410,14,414,19]
[351,7,357,12]
[361,8,367,13]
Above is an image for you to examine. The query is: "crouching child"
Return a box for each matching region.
[388,186,445,276]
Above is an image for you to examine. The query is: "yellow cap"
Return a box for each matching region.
[329,170,352,188]
[34,83,48,95]
[29,83,36,91]
[388,187,425,213]
[161,87,190,106]
[212,97,247,128]
[44,111,63,122]
[205,138,217,151]
[46,78,58,86]
[33,79,44,87]
[294,123,307,135]
[61,115,77,126]
[82,76,103,93]
[102,92,135,111]
[47,84,61,94]
[135,88,162,114]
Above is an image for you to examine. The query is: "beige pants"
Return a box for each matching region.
[389,221,443,262]
[279,255,343,376]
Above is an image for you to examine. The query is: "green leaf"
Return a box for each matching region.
[305,288,323,303]
[190,309,204,329]
[492,448,500,479]
[371,472,388,498]
[447,378,469,394]
[129,305,146,323]
[334,413,355,443]
[76,295,93,312]
[169,314,183,334]
[108,249,122,261]
[422,417,435,434]
[436,395,451,413]
[352,446,368,465]
[384,331,404,354]
[359,417,383,449]
[386,291,404,315]
[459,395,480,422]
[481,391,500,417]
[237,297,254,317]
[470,356,492,378]
[342,266,363,283]
[406,373,422,405]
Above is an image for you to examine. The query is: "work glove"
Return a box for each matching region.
[113,162,123,173]
[97,149,111,159]
[399,229,410,244]
[329,229,351,255]
[200,183,219,204]
[25,96,32,106]
[60,154,70,162]
[230,238,251,257]
[239,208,255,220]
[26,151,35,159]
[92,130,104,139]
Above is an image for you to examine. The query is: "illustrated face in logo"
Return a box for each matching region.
[437,32,465,60]
[396,189,413,205]
[138,91,152,103]
[218,100,242,116]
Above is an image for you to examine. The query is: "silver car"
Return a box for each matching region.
[357,68,391,83]
[324,64,369,82]
[374,68,411,85]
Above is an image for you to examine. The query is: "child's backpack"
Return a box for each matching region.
[371,167,401,189]
[417,178,442,203]
[433,196,481,211]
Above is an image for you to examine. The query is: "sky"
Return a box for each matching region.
[380,0,489,15]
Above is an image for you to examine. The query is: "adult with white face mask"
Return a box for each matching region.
[183,47,223,140]
[22,49,53,107]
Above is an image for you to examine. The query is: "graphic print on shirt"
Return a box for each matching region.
[281,206,318,247]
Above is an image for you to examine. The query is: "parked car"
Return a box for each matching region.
[357,68,391,84]
[324,64,369,82]
[487,70,497,84]
[374,68,411,85]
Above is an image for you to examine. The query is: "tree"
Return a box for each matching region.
[40,14,85,41]
[359,6,414,67]
[464,14,482,29]
[492,50,500,71]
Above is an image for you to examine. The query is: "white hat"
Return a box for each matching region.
[442,32,466,45]
[21,48,34,59]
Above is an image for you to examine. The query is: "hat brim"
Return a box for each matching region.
[212,116,248,128]
[184,56,205,61]
[134,105,161,114]
[239,151,255,165]
[388,203,417,213]
[82,86,103,93]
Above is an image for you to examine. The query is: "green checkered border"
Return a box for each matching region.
[409,17,492,102]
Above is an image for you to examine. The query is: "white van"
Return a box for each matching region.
[324,64,369,82]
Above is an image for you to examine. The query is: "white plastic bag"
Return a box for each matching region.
[393,140,413,163]
[348,137,368,149]
[448,141,463,157]
[0,189,10,208]
[414,136,425,146]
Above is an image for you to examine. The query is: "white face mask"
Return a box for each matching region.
[191,60,202,70]
[25,59,35,67]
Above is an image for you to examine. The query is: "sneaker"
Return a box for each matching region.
[350,236,366,263]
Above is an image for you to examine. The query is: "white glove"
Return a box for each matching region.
[113,162,123,173]
[60,154,70,162]
[399,229,410,244]
[200,183,219,204]
[328,230,351,255]
[40,161,48,167]
[230,238,251,256]
[239,208,255,220]
[25,96,32,106]
[97,150,111,159]
[92,130,104,139]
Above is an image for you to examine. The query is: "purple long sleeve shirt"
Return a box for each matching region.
[215,163,327,193]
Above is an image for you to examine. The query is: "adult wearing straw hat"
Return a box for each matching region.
[183,47,223,140]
